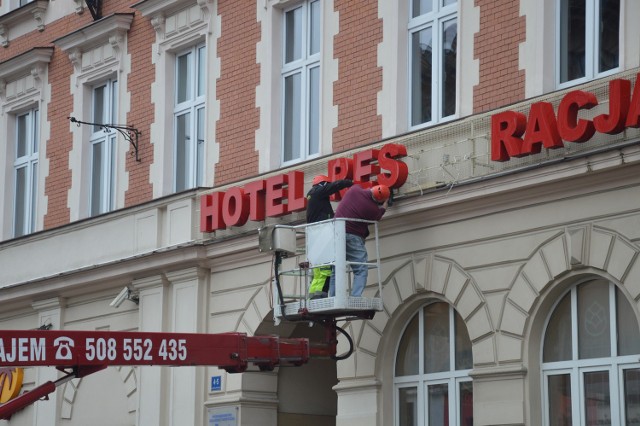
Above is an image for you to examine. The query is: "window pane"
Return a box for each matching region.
[32,109,39,154]
[283,73,301,162]
[599,0,619,73]
[398,387,418,425]
[196,107,205,187]
[175,112,190,192]
[443,0,456,6]
[30,165,37,232]
[14,166,27,237]
[617,288,640,356]
[197,46,206,97]
[424,302,450,374]
[427,383,448,426]
[624,368,640,425]
[177,52,191,104]
[559,0,586,83]
[91,142,104,216]
[544,291,572,362]
[309,1,320,55]
[583,371,610,426]
[454,310,472,370]
[93,85,106,129]
[411,28,433,126]
[285,7,302,63]
[412,0,433,18]
[308,66,319,156]
[396,313,420,376]
[548,374,572,426]
[111,80,118,123]
[578,281,611,359]
[441,18,457,118]
[17,114,28,157]
[459,381,473,426]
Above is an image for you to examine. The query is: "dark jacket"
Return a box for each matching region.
[306,179,353,223]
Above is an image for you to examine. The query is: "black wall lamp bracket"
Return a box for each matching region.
[69,116,142,162]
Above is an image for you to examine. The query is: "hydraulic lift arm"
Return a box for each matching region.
[0,328,338,420]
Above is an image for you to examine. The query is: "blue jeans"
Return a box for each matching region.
[329,233,368,297]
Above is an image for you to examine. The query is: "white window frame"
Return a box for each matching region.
[541,280,640,425]
[280,0,321,166]
[556,0,620,88]
[393,302,473,426]
[12,107,39,237]
[173,43,206,193]
[89,79,118,216]
[408,0,458,130]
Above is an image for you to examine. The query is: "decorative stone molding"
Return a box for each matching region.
[0,79,5,98]
[0,46,54,84]
[53,13,134,72]
[0,1,49,46]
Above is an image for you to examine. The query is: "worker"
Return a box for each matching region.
[331,184,390,297]
[306,175,353,299]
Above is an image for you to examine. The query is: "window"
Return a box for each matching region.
[90,79,118,216]
[394,302,473,425]
[281,0,320,164]
[13,108,39,237]
[174,44,205,192]
[409,0,457,128]
[557,0,620,86]
[542,279,640,425]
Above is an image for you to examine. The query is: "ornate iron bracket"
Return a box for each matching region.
[69,116,141,162]
[84,0,102,20]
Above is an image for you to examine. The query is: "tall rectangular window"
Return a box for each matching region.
[90,79,118,216]
[281,0,320,164]
[558,0,620,85]
[13,108,39,237]
[409,0,457,128]
[174,44,206,192]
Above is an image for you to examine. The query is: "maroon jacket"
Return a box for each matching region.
[335,185,385,239]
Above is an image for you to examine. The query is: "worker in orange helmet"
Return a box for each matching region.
[332,183,391,297]
[306,175,353,299]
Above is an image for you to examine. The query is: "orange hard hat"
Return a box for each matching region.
[312,175,330,186]
[371,185,390,202]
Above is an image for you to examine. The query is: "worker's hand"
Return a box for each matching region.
[382,200,389,209]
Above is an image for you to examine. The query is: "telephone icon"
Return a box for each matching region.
[53,337,75,360]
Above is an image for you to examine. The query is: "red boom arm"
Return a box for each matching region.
[0,329,337,420]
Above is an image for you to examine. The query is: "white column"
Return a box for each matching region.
[334,378,381,426]
[31,297,65,426]
[165,267,207,426]
[132,275,167,426]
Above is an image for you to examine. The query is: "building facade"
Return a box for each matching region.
[1,0,640,425]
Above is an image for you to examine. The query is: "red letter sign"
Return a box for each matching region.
[491,110,527,161]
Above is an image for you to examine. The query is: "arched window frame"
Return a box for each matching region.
[541,278,640,425]
[393,301,473,425]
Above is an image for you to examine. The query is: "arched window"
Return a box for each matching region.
[394,301,473,425]
[542,279,640,425]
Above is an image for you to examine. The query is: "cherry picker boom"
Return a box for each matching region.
[0,329,339,420]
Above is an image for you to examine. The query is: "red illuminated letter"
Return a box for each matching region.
[625,73,640,128]
[328,157,353,181]
[353,149,380,188]
[491,110,527,161]
[557,90,597,142]
[222,187,250,227]
[265,175,288,217]
[286,171,307,212]
[522,102,563,155]
[594,79,630,134]
[244,180,266,221]
[376,143,408,188]
[200,192,225,232]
